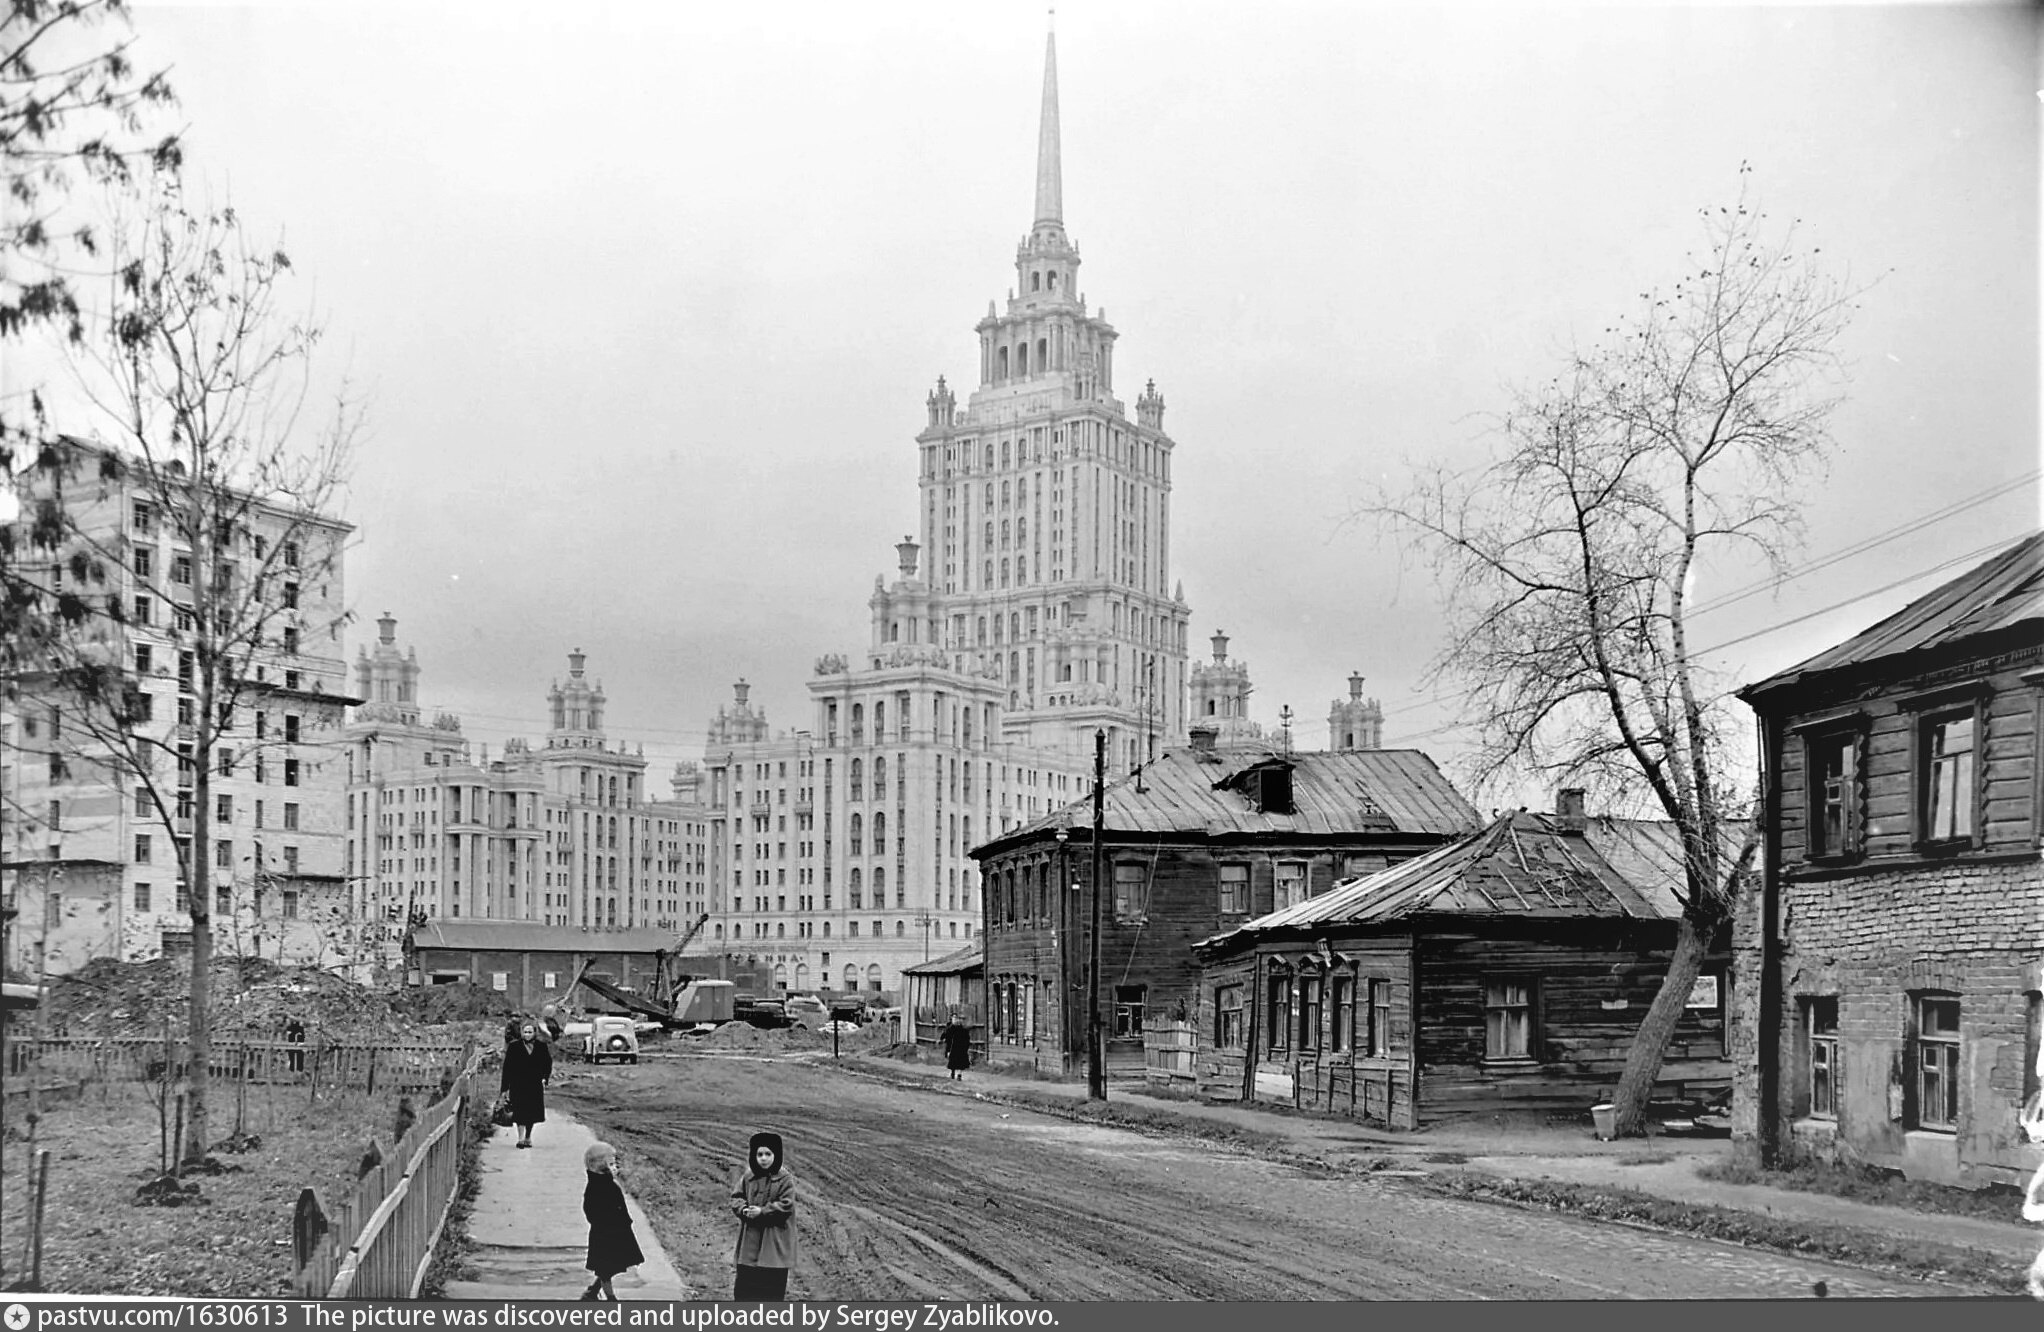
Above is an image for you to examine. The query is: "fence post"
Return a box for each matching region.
[30,1148,51,1289]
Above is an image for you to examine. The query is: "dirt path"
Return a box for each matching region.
[555,1051,1969,1301]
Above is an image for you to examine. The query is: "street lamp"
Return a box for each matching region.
[1054,822,1069,1071]
[912,911,936,963]
[1087,728,1106,1102]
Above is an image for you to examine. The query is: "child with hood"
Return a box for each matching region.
[579,1142,644,1302]
[729,1131,797,1300]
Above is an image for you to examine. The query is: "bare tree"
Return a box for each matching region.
[1372,172,1862,1135]
[2,0,180,459]
[17,176,356,1163]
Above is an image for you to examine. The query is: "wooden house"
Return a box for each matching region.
[1191,797,1734,1128]
[1736,531,2043,1187]
[971,740,1479,1075]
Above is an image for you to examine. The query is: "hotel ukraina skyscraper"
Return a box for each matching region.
[700,30,1195,996]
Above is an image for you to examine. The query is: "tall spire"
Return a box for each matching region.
[1033,21,1062,229]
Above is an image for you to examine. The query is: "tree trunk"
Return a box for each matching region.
[1608,911,1715,1136]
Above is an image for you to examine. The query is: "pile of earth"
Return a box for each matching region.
[28,956,500,1043]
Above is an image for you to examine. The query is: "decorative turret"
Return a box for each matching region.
[546,648,607,744]
[707,679,770,747]
[354,611,422,723]
[1328,671,1384,751]
[926,376,956,428]
[1188,629,1262,750]
[1136,379,1165,429]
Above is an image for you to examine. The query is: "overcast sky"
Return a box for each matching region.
[69,1,2042,800]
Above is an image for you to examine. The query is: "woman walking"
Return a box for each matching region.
[500,1019,552,1148]
[579,1142,644,1301]
[941,1015,972,1081]
[729,1131,797,1300]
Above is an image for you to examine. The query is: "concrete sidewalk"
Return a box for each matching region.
[843,1051,2043,1268]
[442,1108,695,1302]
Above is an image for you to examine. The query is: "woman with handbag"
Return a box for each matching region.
[500,1020,552,1148]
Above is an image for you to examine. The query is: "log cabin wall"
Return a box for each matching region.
[1412,919,1730,1122]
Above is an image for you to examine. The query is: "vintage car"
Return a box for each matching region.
[583,1015,641,1064]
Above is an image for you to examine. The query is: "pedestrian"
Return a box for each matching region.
[284,1015,307,1076]
[729,1131,796,1301]
[941,1014,972,1081]
[500,1019,552,1148]
[579,1142,644,1302]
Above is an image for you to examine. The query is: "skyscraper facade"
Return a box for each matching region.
[701,30,1192,997]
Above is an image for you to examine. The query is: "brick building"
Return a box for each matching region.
[971,737,1478,1075]
[1736,532,2043,1187]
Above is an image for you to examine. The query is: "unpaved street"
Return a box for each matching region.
[557,1051,1959,1301]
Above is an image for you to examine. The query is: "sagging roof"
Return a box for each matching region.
[976,747,1479,857]
[1742,531,2044,700]
[903,943,983,977]
[409,921,683,954]
[1198,810,1743,950]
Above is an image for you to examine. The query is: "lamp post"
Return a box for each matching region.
[913,911,935,963]
[1087,729,1106,1102]
[1054,822,1069,1071]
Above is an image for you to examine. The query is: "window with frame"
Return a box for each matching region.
[1218,863,1249,915]
[2023,992,2041,1105]
[1919,711,1977,844]
[1113,984,1146,1038]
[1807,731,1861,858]
[1297,975,1323,1052]
[1366,978,1391,1057]
[1215,984,1244,1049]
[134,883,151,912]
[1114,862,1144,920]
[1484,979,1536,1060]
[1802,996,1839,1119]
[135,834,152,864]
[1329,975,1352,1051]
[1274,861,1307,911]
[1267,971,1291,1054]
[1913,995,1960,1131]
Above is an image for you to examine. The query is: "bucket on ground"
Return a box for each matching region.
[1590,1103,1617,1141]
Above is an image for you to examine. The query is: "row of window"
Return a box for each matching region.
[1798,992,2043,1132]
[1802,696,1990,860]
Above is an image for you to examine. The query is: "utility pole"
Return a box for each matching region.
[1088,729,1106,1101]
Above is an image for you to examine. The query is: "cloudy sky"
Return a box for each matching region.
[61,2,2043,797]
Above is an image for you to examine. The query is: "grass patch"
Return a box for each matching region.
[1423,1152,1472,1165]
[0,1083,397,1295]
[1617,1151,1676,1167]
[1697,1153,2025,1224]
[986,1087,1296,1154]
[1423,1172,2023,1295]
[417,1082,498,1298]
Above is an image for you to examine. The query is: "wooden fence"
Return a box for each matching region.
[3,1035,470,1099]
[293,1042,488,1299]
[1143,1019,1197,1083]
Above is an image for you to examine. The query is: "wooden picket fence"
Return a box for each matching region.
[292,1042,489,1299]
[3,1035,469,1098]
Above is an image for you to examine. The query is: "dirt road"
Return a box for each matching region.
[556,1051,1962,1301]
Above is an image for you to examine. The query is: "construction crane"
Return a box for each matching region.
[651,912,713,1011]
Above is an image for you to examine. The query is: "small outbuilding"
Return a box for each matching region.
[902,943,984,1050]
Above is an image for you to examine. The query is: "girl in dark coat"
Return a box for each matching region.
[579,1142,644,1301]
[500,1020,552,1148]
[730,1131,796,1300]
[941,1016,972,1079]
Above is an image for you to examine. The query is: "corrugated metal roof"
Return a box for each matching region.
[978,747,1480,855]
[903,943,983,976]
[410,921,680,954]
[1198,810,1732,949]
[1744,531,2044,697]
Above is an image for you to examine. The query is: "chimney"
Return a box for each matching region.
[1556,788,1587,832]
[1188,724,1219,758]
[895,536,920,581]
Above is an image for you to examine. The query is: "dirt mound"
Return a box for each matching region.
[390,981,518,1026]
[703,1022,776,1050]
[31,956,483,1042]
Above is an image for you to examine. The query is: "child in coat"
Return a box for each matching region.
[580,1142,645,1302]
[729,1131,797,1300]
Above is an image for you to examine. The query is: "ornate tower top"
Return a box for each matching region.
[1034,25,1063,235]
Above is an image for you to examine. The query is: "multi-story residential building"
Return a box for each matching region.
[345,618,710,973]
[700,29,1198,998]
[1736,531,2043,1187]
[2,437,356,975]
